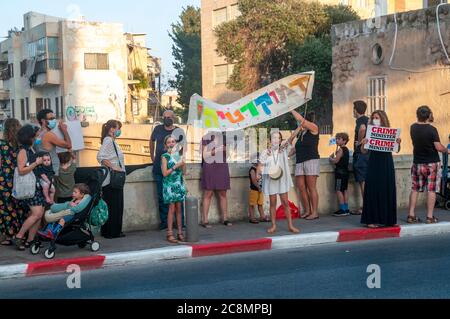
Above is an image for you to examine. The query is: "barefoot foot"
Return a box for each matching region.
[267,225,277,234]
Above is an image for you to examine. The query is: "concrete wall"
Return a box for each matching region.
[121,155,425,232]
[332,5,450,155]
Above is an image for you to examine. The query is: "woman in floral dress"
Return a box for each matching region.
[161,135,186,244]
[0,119,24,245]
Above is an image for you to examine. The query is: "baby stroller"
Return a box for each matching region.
[30,167,108,259]
[437,152,450,211]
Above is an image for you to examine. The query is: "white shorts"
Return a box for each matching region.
[295,159,320,177]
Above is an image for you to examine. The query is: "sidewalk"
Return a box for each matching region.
[1,208,449,279]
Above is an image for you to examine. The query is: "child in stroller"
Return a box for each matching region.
[38,183,92,240]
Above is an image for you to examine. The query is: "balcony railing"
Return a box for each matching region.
[34,59,61,75]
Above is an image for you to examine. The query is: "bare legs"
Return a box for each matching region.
[16,205,44,243]
[202,190,230,226]
[167,202,183,242]
[296,175,319,219]
[267,193,300,234]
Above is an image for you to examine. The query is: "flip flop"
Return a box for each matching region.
[201,223,212,229]
[305,216,319,220]
[249,218,259,224]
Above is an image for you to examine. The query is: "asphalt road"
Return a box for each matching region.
[2,234,450,299]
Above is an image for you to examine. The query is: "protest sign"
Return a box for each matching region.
[364,125,401,153]
[187,72,314,131]
[54,120,85,153]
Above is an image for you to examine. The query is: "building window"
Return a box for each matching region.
[229,4,240,20]
[214,64,228,85]
[48,37,60,70]
[84,53,109,70]
[132,98,139,116]
[60,96,64,118]
[8,63,13,78]
[213,7,228,28]
[28,38,46,59]
[214,64,234,85]
[26,98,29,120]
[55,97,59,118]
[21,99,25,121]
[36,98,43,113]
[11,99,15,119]
[368,76,387,113]
[20,60,27,76]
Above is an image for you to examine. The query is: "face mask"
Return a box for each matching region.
[115,130,122,138]
[372,119,381,126]
[47,119,57,130]
[164,118,174,127]
[34,138,42,146]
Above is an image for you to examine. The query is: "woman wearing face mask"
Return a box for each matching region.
[36,109,72,178]
[97,120,126,239]
[360,110,401,228]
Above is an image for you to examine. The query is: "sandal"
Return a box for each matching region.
[177,234,185,242]
[13,236,26,251]
[249,218,259,224]
[223,220,233,226]
[201,223,212,229]
[167,232,178,244]
[1,238,13,246]
[407,216,421,224]
[259,217,271,223]
[426,216,439,224]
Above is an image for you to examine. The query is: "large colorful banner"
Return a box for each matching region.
[364,125,401,153]
[188,72,315,131]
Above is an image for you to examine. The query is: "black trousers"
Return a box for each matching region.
[101,185,124,238]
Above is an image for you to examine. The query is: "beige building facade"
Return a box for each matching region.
[331,4,450,155]
[0,12,160,125]
[201,0,440,105]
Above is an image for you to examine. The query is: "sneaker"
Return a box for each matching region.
[333,209,350,217]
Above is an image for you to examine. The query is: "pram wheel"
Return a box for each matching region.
[90,242,100,252]
[78,242,87,249]
[445,200,450,211]
[44,248,55,259]
[30,242,41,255]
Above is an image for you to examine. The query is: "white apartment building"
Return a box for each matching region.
[0,12,128,123]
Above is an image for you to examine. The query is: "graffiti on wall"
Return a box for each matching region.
[66,105,98,122]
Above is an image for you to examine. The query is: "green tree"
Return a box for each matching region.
[215,1,359,129]
[169,6,202,122]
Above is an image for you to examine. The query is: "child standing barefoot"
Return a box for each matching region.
[262,131,299,234]
[161,136,187,243]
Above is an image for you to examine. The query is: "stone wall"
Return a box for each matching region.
[331,5,450,156]
[122,155,425,232]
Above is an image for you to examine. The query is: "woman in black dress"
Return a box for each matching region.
[360,110,401,228]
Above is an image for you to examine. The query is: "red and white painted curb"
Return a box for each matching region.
[1,222,450,280]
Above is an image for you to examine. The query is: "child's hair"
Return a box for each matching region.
[37,152,51,160]
[335,132,349,144]
[74,183,90,195]
[270,131,283,147]
[58,152,73,165]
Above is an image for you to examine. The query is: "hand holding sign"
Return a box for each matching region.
[364,126,401,153]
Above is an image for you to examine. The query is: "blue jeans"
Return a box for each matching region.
[153,171,185,229]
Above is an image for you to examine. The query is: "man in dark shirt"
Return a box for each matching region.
[352,100,369,215]
[150,110,186,230]
[408,106,448,224]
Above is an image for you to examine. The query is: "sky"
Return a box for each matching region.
[0,0,201,83]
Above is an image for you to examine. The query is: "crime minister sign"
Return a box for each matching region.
[364,125,401,153]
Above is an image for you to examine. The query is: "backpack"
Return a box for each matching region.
[89,199,109,226]
[12,167,36,200]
